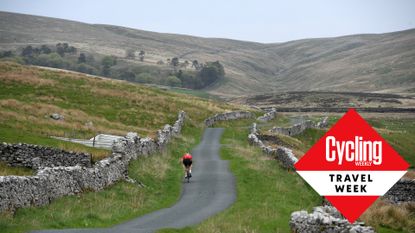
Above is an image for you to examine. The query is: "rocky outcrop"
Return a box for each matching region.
[290,206,375,233]
[205,111,254,127]
[0,111,186,213]
[0,143,92,169]
[248,123,298,169]
[384,179,415,203]
[269,116,329,136]
[257,108,277,122]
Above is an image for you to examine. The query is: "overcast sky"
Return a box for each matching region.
[1,0,414,43]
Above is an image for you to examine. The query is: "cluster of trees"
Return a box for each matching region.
[176,61,224,89]
[14,43,99,74]
[0,44,225,89]
[115,58,225,89]
[12,43,121,76]
[125,49,145,61]
[162,57,202,71]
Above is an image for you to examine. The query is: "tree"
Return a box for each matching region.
[101,56,117,67]
[0,50,13,58]
[40,45,51,54]
[197,61,225,88]
[126,49,135,59]
[139,50,145,62]
[101,56,117,76]
[166,75,182,87]
[119,70,136,81]
[135,72,153,83]
[21,45,34,57]
[56,43,65,57]
[67,46,77,54]
[78,53,86,63]
[192,60,199,70]
[56,43,76,56]
[171,57,179,68]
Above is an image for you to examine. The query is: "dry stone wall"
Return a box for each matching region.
[257,108,277,122]
[205,111,254,127]
[0,111,186,213]
[269,116,328,136]
[0,143,92,169]
[248,123,298,169]
[290,206,375,233]
[384,179,415,203]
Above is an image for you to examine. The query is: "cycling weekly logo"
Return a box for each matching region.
[295,109,409,223]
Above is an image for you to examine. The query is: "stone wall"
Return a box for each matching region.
[248,123,298,169]
[384,179,415,203]
[0,143,92,169]
[257,108,277,122]
[0,111,186,213]
[269,116,328,136]
[205,111,254,127]
[290,206,375,233]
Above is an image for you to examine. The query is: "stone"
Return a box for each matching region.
[248,123,297,170]
[205,111,254,127]
[290,206,376,233]
[257,108,277,122]
[85,121,94,128]
[50,113,64,120]
[384,179,415,203]
[0,143,92,169]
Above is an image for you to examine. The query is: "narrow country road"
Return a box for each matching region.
[32,128,236,233]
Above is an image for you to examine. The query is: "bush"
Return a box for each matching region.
[166,75,182,87]
[119,70,136,81]
[135,72,153,83]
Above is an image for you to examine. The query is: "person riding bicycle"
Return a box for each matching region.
[180,152,193,178]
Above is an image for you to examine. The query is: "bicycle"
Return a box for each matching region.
[185,169,192,183]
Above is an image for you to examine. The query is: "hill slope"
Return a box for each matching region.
[0,61,234,161]
[1,11,415,96]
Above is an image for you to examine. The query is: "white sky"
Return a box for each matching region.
[1,0,414,43]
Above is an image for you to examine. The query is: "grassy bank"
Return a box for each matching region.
[0,61,232,174]
[0,120,203,233]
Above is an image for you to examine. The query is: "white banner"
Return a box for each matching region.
[296,171,407,196]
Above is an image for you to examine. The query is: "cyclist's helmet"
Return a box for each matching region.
[183,153,192,160]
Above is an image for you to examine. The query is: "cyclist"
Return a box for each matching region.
[180,152,193,178]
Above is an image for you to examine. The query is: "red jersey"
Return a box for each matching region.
[182,153,192,160]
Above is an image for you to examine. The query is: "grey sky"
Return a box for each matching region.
[1,0,414,43]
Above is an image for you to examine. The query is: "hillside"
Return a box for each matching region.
[0,11,415,97]
[0,61,234,161]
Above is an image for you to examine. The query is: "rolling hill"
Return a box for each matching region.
[1,11,414,97]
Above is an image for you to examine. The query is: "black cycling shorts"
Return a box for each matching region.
[183,158,192,167]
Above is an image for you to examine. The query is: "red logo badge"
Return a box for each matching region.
[295,109,409,223]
